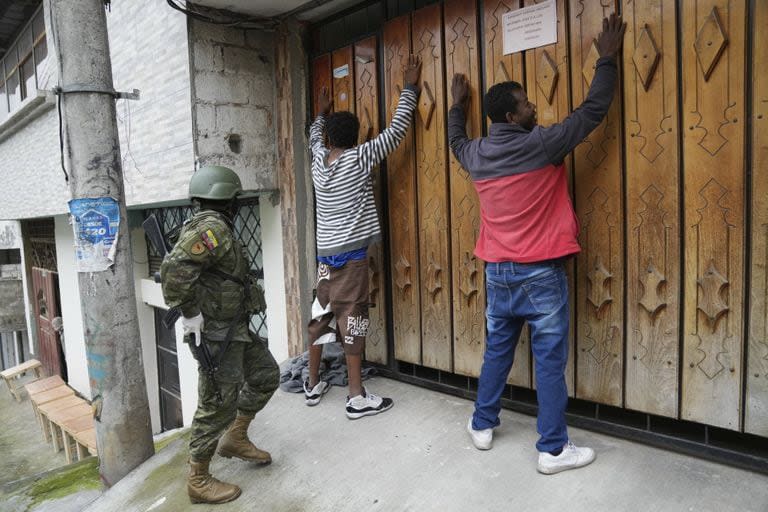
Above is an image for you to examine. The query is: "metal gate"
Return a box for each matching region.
[145,198,268,338]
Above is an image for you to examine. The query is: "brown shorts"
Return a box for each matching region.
[307,259,369,356]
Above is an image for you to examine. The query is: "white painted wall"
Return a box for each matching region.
[107,0,196,207]
[141,278,199,427]
[131,227,161,434]
[53,215,90,399]
[261,196,289,364]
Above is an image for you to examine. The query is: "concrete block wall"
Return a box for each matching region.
[190,22,277,192]
[107,0,195,207]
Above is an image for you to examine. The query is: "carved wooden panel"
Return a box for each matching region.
[483,0,530,388]
[413,4,452,371]
[445,0,484,378]
[570,0,624,407]
[623,0,680,418]
[331,46,354,113]
[384,15,421,364]
[355,36,387,365]
[746,0,768,436]
[682,0,745,431]
[311,54,331,117]
[484,0,525,130]
[524,0,573,396]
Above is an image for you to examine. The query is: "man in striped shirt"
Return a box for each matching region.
[304,55,421,419]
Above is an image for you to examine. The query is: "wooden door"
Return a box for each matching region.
[484,0,524,108]
[747,0,768,437]
[311,54,331,117]
[413,4,452,371]
[523,0,573,396]
[623,0,681,417]
[332,46,354,113]
[308,1,768,442]
[354,36,388,365]
[384,15,421,365]
[681,0,746,431]
[570,0,624,407]
[445,0,485,377]
[483,0,532,389]
[31,267,63,378]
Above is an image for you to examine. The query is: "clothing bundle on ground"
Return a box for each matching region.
[278,342,376,393]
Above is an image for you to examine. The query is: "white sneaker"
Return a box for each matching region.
[303,379,330,406]
[467,417,493,450]
[345,388,393,419]
[537,441,596,474]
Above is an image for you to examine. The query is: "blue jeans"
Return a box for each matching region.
[472,260,570,453]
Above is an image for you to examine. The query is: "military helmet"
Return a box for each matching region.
[189,165,243,201]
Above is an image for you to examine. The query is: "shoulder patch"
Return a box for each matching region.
[190,241,206,255]
[200,229,219,251]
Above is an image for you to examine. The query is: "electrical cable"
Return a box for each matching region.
[165,0,277,29]
[54,86,69,183]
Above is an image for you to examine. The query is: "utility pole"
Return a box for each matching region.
[49,0,154,485]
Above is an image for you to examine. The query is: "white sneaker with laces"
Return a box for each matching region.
[303,379,330,406]
[537,441,596,474]
[345,388,393,419]
[466,417,493,450]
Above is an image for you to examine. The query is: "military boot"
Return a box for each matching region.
[217,414,272,464]
[187,458,241,504]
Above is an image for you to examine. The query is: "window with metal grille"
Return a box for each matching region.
[144,198,267,339]
[21,218,57,272]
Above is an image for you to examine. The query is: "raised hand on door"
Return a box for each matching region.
[451,73,470,111]
[317,86,333,116]
[403,54,422,91]
[596,13,627,59]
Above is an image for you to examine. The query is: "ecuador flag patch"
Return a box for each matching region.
[201,229,219,251]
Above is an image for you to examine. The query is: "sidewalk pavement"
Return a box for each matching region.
[0,374,68,486]
[0,374,102,512]
[83,376,768,512]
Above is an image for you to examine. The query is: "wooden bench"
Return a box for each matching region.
[60,415,97,463]
[24,374,65,395]
[37,395,86,442]
[22,375,99,461]
[1,359,43,401]
[74,428,97,460]
[47,402,91,454]
[25,377,73,429]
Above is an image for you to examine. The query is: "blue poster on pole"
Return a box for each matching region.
[68,197,120,272]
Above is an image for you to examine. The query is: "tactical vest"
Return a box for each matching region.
[180,211,254,342]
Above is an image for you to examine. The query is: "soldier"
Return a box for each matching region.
[160,165,279,504]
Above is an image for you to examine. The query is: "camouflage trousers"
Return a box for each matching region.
[188,332,279,461]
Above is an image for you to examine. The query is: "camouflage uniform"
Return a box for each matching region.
[161,209,278,461]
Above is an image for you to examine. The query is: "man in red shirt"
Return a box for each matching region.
[448,14,625,474]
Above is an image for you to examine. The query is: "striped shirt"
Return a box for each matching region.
[310,86,418,257]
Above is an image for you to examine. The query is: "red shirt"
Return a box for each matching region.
[473,163,579,263]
